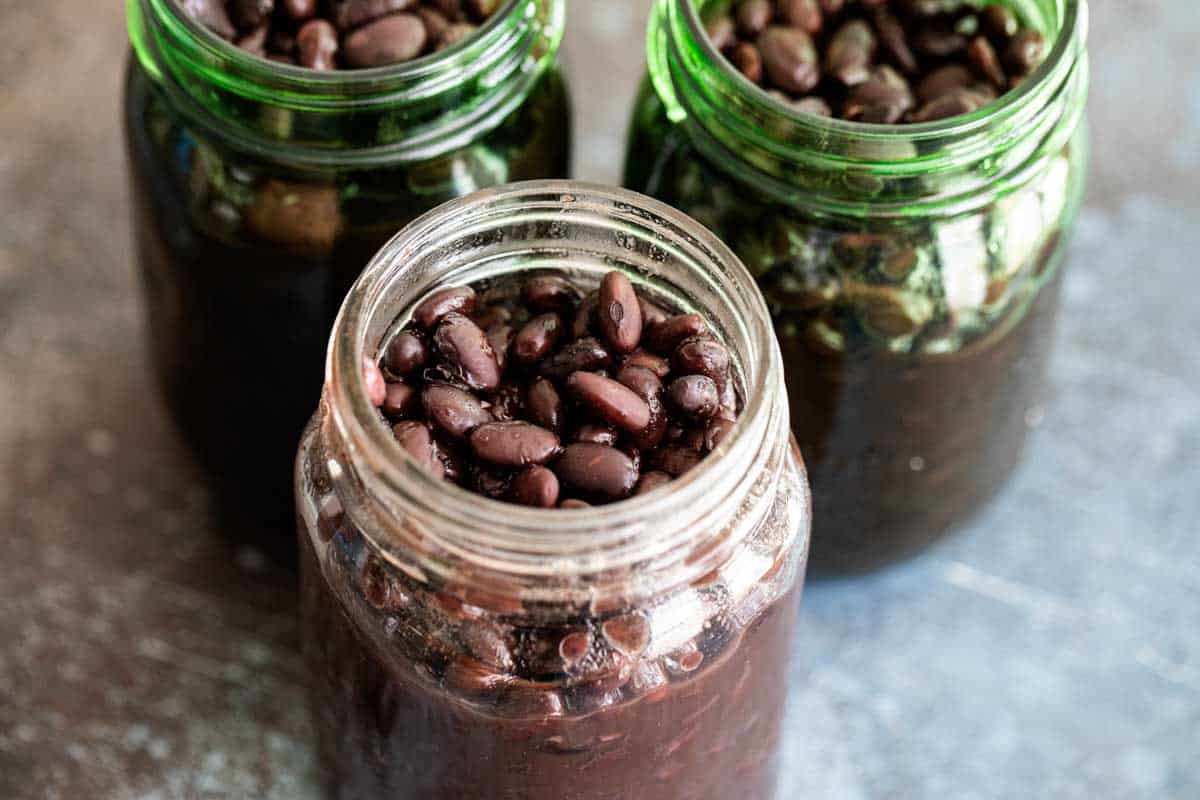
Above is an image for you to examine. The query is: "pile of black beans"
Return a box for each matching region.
[705,0,1046,123]
[361,271,742,508]
[178,0,504,69]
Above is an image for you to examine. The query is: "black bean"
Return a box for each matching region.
[433,313,502,392]
[735,0,773,38]
[180,0,236,39]
[842,65,914,124]
[437,22,477,50]
[571,291,599,339]
[1004,29,1045,76]
[979,4,1018,41]
[363,355,388,407]
[637,296,670,329]
[573,424,618,446]
[297,19,338,70]
[382,380,419,419]
[778,0,822,34]
[413,285,475,329]
[634,471,672,496]
[650,445,702,477]
[667,375,720,421]
[873,8,918,75]
[911,86,990,122]
[485,324,514,371]
[236,24,269,56]
[415,6,449,41]
[673,336,731,387]
[282,0,317,22]
[967,36,1007,90]
[509,466,559,508]
[623,349,671,378]
[826,20,876,86]
[523,276,579,314]
[704,417,736,451]
[553,444,639,500]
[539,337,612,380]
[330,0,419,32]
[730,42,764,84]
[423,384,492,439]
[512,313,563,364]
[343,13,428,66]
[644,314,707,355]
[911,24,966,58]
[597,271,643,355]
[526,378,565,434]
[567,372,651,433]
[916,63,974,104]
[470,422,560,468]
[392,421,444,478]
[558,499,591,510]
[485,382,524,422]
[758,26,820,94]
[230,0,274,30]
[706,15,737,51]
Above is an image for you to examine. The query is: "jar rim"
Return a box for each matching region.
[137,0,526,91]
[324,180,799,585]
[127,0,564,163]
[649,0,1089,181]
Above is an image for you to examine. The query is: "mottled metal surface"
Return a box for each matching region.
[1,1,1196,798]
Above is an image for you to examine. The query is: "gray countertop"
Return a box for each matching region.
[2,1,1197,797]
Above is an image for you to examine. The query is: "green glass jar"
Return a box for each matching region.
[124,0,570,552]
[625,0,1088,574]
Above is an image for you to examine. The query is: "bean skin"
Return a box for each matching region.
[423,384,492,440]
[597,271,643,354]
[470,422,560,468]
[644,314,707,355]
[392,422,445,478]
[342,13,428,67]
[434,313,502,392]
[512,313,563,364]
[363,356,388,407]
[509,466,560,508]
[667,375,721,420]
[553,444,640,500]
[539,337,612,380]
[413,286,476,330]
[526,378,565,434]
[383,330,428,376]
[566,372,651,433]
[382,381,420,419]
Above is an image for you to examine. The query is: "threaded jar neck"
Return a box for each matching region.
[127,0,564,165]
[647,0,1089,217]
[321,181,804,608]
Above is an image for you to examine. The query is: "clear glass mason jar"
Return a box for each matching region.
[624,0,1089,574]
[124,0,570,552]
[296,182,810,799]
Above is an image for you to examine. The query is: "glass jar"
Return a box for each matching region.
[296,182,810,799]
[124,0,570,551]
[625,0,1089,574]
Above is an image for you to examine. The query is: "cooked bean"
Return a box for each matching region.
[470,422,560,468]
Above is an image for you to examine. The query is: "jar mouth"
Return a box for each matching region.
[651,0,1089,183]
[326,180,794,579]
[129,0,564,162]
[688,0,1083,141]
[142,0,525,92]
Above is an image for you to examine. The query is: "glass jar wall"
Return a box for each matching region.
[124,0,570,552]
[296,183,810,799]
[625,0,1089,573]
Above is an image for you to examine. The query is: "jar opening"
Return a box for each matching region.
[323,181,798,594]
[648,0,1089,211]
[128,0,564,162]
